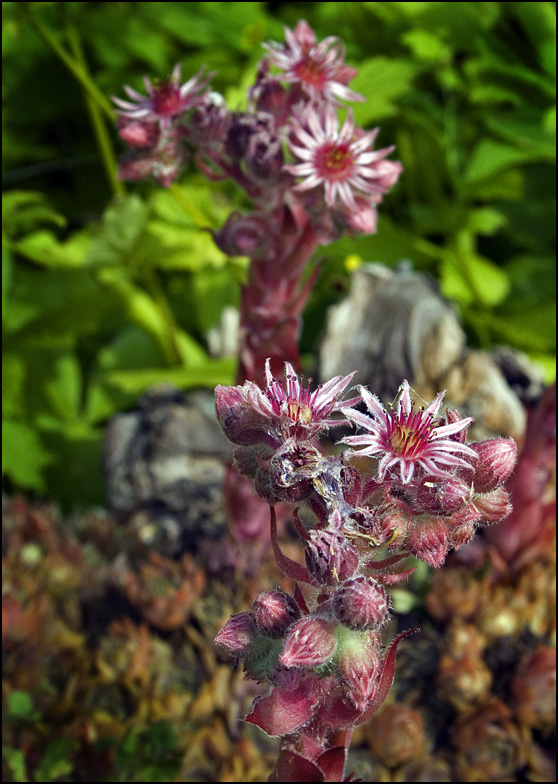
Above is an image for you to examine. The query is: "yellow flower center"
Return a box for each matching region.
[390,423,425,458]
[287,400,313,424]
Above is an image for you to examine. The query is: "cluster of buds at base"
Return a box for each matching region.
[215,361,517,781]
[215,579,410,725]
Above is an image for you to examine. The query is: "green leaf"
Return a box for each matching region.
[466,207,508,235]
[351,57,419,124]
[7,691,36,720]
[41,351,83,423]
[103,358,236,395]
[469,168,524,201]
[39,423,105,511]
[2,351,26,419]
[483,111,556,161]
[440,251,511,307]
[465,139,540,184]
[34,738,78,783]
[400,28,451,63]
[97,268,194,365]
[505,254,556,305]
[85,194,150,269]
[4,344,83,425]
[526,353,556,383]
[96,326,167,373]
[2,191,66,237]
[514,1,556,77]
[12,229,91,269]
[1,746,29,783]
[486,302,556,353]
[2,242,13,318]
[2,419,51,491]
[469,83,523,107]
[146,221,228,271]
[4,265,115,338]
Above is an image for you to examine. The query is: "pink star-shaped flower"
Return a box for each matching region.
[342,381,476,484]
[286,105,402,211]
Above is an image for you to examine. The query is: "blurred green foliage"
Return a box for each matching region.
[2,2,556,508]
[3,689,181,782]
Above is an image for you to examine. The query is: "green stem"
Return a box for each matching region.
[142,266,184,366]
[21,3,115,122]
[63,15,125,196]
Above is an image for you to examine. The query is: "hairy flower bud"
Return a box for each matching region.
[305,529,359,586]
[342,195,378,235]
[251,76,288,117]
[474,486,513,524]
[332,577,390,630]
[447,502,483,528]
[213,212,271,259]
[118,130,188,187]
[280,617,337,668]
[252,589,301,637]
[187,92,229,147]
[215,612,256,656]
[245,132,284,184]
[337,632,381,711]
[471,438,518,493]
[416,476,471,516]
[408,518,451,568]
[225,111,274,161]
[117,117,159,149]
[450,521,477,551]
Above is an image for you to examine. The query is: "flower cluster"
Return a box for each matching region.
[215,362,517,779]
[112,20,401,241]
[112,21,403,386]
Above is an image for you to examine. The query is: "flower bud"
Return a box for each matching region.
[187,93,229,147]
[370,158,404,191]
[117,117,159,149]
[305,529,359,586]
[337,632,381,712]
[117,130,188,187]
[332,577,390,630]
[416,476,471,516]
[471,438,517,493]
[225,111,274,161]
[450,521,477,551]
[474,486,513,524]
[245,132,284,184]
[212,212,270,259]
[408,518,450,568]
[280,617,337,668]
[215,612,256,656]
[214,384,276,447]
[373,505,409,548]
[342,195,378,235]
[447,503,483,528]
[252,77,288,116]
[252,589,301,637]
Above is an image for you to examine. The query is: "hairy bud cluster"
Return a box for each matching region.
[215,364,518,720]
[214,357,517,778]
